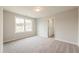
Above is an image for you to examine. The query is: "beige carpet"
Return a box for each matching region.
[3,36,79,53]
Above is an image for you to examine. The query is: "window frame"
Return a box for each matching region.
[25,19,33,32]
[15,16,33,33]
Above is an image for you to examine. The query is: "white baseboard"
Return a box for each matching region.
[3,39,16,43]
[55,38,78,46]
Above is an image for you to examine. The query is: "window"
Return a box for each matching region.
[25,19,32,31]
[15,16,33,33]
[15,17,24,33]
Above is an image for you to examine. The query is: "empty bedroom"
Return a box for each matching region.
[3,6,79,53]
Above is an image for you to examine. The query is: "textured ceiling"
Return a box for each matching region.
[2,6,76,18]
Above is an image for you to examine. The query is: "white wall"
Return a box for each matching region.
[54,8,78,45]
[37,17,49,38]
[3,10,37,42]
[0,8,3,52]
[78,8,79,46]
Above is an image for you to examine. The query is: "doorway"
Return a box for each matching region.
[48,17,55,38]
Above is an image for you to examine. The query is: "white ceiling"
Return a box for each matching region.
[2,6,77,18]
